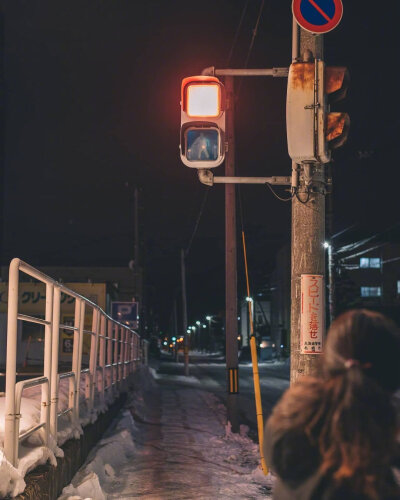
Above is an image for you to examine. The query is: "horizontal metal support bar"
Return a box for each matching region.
[58,371,75,380]
[202,66,289,77]
[198,170,291,186]
[57,408,72,418]
[59,323,78,332]
[19,422,45,442]
[17,314,50,326]
[82,329,95,336]
[17,376,48,390]
[214,176,291,185]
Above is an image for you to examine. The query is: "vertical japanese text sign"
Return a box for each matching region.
[301,275,325,354]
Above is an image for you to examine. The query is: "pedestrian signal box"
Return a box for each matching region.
[286,61,349,164]
[180,76,225,169]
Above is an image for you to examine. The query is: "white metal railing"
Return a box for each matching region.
[4,258,143,467]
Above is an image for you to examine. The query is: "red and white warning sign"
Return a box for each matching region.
[301,274,324,354]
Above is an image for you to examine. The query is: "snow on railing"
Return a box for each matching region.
[3,258,144,469]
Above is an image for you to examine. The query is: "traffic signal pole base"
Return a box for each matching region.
[226,394,239,434]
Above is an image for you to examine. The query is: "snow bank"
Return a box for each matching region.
[0,371,122,498]
[58,412,136,500]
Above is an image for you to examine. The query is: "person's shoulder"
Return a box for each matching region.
[268,376,325,427]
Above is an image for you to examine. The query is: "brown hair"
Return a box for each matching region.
[269,309,400,499]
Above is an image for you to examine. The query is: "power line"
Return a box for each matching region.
[237,0,266,99]
[226,0,249,67]
[243,0,265,69]
[185,187,210,257]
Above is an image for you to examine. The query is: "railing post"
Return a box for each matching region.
[123,328,128,380]
[40,282,54,450]
[50,285,61,440]
[98,314,106,404]
[114,324,119,388]
[128,331,133,375]
[4,258,21,466]
[88,308,100,412]
[73,300,85,423]
[107,319,113,394]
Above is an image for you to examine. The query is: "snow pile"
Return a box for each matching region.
[0,371,122,498]
[58,365,275,499]
[58,412,136,500]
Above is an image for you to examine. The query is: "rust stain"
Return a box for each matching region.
[289,63,314,90]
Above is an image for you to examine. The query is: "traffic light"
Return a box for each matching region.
[286,61,349,164]
[180,76,225,169]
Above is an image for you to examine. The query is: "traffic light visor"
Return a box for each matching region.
[186,84,220,118]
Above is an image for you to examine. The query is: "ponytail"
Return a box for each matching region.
[268,370,398,498]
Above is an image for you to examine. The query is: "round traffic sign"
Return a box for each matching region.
[292,0,343,34]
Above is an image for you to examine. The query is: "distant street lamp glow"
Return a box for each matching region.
[206,316,211,321]
[246,296,253,302]
[323,241,330,249]
[196,321,201,326]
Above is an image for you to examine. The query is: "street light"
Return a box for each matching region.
[324,241,334,325]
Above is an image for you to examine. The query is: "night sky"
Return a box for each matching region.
[2,1,398,328]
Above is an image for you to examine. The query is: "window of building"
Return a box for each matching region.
[360,257,381,268]
[361,286,382,297]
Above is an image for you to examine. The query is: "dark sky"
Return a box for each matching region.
[2,1,398,328]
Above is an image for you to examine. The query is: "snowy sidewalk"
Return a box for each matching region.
[59,363,274,499]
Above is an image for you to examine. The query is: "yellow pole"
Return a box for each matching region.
[242,231,268,475]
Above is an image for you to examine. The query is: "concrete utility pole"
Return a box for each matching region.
[181,248,189,376]
[225,76,239,432]
[290,25,325,384]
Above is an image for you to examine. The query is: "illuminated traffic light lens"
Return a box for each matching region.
[186,129,218,161]
[187,84,220,117]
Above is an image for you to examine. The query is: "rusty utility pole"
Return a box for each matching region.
[225,76,239,431]
[290,26,326,384]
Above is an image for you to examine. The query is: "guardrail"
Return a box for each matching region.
[4,258,145,468]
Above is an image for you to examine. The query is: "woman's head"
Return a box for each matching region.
[323,309,400,393]
[268,309,400,498]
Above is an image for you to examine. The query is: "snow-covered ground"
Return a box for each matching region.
[0,374,115,498]
[59,365,275,499]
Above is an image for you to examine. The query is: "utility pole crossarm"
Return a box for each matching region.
[201,67,289,78]
[198,170,291,186]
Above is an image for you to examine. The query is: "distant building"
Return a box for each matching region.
[0,265,143,368]
[335,242,400,322]
[269,232,400,357]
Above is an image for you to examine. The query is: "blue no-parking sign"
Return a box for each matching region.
[112,301,138,329]
[292,0,343,34]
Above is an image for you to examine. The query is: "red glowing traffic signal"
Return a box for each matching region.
[180,76,226,169]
